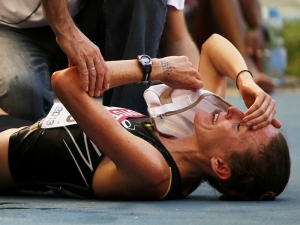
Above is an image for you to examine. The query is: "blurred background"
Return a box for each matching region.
[261,0,300,84]
[184,0,300,90]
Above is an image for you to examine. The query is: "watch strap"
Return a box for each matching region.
[137,55,152,83]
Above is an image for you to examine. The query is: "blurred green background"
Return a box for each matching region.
[284,21,300,78]
[260,0,300,78]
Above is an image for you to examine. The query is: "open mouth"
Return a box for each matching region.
[212,109,223,125]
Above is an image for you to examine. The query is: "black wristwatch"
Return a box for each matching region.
[137,55,152,83]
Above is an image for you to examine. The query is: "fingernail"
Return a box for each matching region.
[106,83,110,90]
[96,91,101,97]
[246,122,251,127]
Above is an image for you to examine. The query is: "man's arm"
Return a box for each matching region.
[54,56,203,91]
[159,6,200,69]
[41,0,109,97]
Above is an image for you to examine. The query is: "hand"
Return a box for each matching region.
[56,28,109,97]
[239,81,281,130]
[159,56,203,91]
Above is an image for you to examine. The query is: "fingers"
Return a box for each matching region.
[183,81,203,92]
[190,76,204,90]
[271,118,282,128]
[86,60,97,97]
[242,94,278,130]
[63,36,109,97]
[76,55,109,97]
[77,61,90,92]
[185,69,203,90]
[95,55,109,93]
[101,63,110,91]
[159,56,203,90]
[163,71,203,91]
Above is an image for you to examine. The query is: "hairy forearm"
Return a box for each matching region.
[40,0,76,36]
[52,59,164,90]
[105,59,164,88]
[53,54,201,94]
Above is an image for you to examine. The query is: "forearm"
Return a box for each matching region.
[52,59,164,90]
[54,54,202,94]
[41,0,77,37]
[106,59,164,88]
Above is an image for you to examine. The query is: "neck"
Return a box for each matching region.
[158,133,209,183]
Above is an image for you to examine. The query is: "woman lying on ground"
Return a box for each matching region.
[0,34,290,201]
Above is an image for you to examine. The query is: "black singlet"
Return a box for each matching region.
[7,116,201,199]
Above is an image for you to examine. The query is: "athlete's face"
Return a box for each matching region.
[194,106,277,156]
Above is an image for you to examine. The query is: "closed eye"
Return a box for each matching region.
[237,122,245,131]
[237,123,241,130]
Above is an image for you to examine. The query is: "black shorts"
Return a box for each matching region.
[8,121,104,198]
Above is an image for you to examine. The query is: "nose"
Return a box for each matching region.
[225,106,244,119]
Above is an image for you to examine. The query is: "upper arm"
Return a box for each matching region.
[93,153,170,200]
[198,34,248,98]
[198,36,228,98]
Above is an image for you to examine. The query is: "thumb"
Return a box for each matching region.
[271,118,281,129]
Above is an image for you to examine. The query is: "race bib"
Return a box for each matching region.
[41,103,145,129]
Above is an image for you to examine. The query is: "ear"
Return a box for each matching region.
[210,157,231,180]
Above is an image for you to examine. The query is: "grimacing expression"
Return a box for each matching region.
[194,106,278,155]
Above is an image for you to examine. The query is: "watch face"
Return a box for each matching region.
[141,56,151,63]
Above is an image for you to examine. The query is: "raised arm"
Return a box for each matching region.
[41,0,109,97]
[199,34,281,130]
